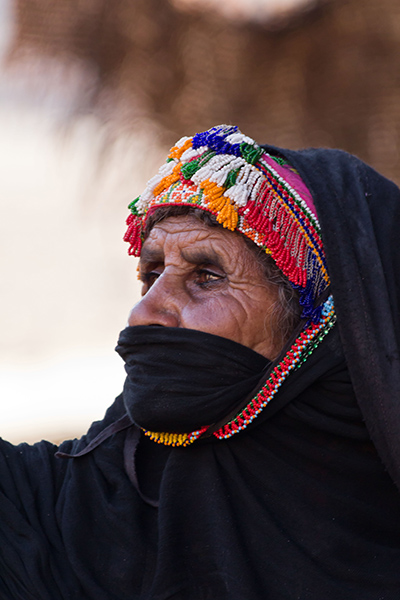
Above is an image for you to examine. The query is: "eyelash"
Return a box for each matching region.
[196,269,224,286]
[141,268,224,288]
[141,272,159,285]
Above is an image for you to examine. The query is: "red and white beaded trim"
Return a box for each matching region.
[213,296,335,440]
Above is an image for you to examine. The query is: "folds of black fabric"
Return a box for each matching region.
[269,144,400,492]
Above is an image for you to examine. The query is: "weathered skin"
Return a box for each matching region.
[128,215,281,360]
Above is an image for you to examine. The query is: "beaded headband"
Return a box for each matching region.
[123,125,336,446]
[124,124,330,321]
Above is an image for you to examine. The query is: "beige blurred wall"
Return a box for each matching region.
[0,92,165,443]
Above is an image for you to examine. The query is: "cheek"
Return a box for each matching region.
[179,289,263,346]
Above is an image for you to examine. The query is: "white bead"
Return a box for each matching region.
[225,132,256,146]
[224,183,249,207]
[174,135,191,148]
[180,146,207,162]
[191,154,232,185]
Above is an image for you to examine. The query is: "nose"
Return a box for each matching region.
[128,274,181,328]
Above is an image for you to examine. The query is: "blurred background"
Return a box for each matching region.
[1,0,400,442]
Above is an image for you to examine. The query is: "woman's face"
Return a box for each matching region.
[128,215,281,359]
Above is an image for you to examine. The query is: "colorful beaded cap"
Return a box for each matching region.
[124,124,330,322]
[124,124,336,447]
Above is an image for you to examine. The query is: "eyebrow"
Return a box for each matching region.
[140,245,225,269]
[140,247,164,264]
[180,248,225,269]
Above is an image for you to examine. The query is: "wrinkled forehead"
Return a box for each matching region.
[140,212,254,272]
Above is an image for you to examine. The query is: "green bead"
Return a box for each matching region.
[224,168,240,189]
[128,197,140,214]
[181,159,200,179]
[240,142,263,165]
[198,150,215,167]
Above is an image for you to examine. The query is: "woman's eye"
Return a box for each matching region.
[196,269,224,286]
[141,271,161,288]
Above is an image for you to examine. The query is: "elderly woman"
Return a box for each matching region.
[1,124,400,599]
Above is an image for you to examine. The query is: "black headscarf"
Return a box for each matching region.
[1,147,400,599]
[275,145,400,491]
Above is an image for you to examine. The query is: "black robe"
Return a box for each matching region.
[1,148,400,599]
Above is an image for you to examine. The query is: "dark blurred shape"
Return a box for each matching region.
[6,0,400,183]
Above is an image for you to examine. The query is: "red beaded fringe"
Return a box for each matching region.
[124,213,143,256]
